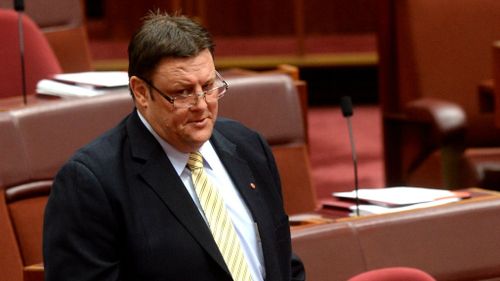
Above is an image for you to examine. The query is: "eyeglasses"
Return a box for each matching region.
[138,71,228,109]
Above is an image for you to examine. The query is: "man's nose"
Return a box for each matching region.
[191,91,208,108]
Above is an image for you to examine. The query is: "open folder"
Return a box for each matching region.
[36,71,129,98]
[327,186,471,215]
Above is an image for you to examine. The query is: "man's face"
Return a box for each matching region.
[131,49,218,153]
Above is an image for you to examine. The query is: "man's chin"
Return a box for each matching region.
[188,129,213,145]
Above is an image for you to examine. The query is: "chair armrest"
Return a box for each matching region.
[383,98,469,188]
[404,98,467,145]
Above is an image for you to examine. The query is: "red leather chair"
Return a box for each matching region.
[347,267,436,281]
[0,9,61,99]
[0,0,93,72]
[0,93,133,281]
[377,0,500,189]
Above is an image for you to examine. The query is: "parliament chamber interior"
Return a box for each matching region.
[1,0,500,280]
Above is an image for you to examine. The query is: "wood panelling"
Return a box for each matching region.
[85,0,377,39]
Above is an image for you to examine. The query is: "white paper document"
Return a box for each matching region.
[36,79,128,98]
[52,71,129,88]
[36,71,129,98]
[350,198,461,216]
[333,186,469,207]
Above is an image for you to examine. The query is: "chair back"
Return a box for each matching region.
[0,92,133,281]
[347,267,436,281]
[220,74,317,214]
[1,0,93,72]
[0,9,61,98]
[37,0,93,72]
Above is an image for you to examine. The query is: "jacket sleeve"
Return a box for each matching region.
[43,159,121,281]
[257,133,306,281]
[291,252,306,281]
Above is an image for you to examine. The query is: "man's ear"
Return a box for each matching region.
[130,76,149,108]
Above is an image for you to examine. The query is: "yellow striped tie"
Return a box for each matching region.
[187,152,253,281]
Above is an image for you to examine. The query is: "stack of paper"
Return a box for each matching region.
[37,71,129,98]
[330,186,470,216]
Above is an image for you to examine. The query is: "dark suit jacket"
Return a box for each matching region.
[43,110,305,281]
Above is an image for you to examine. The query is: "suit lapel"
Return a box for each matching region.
[210,130,281,279]
[125,112,230,275]
[209,130,265,219]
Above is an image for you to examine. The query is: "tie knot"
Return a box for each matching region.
[187,152,204,170]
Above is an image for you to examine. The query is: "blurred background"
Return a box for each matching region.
[84,0,379,104]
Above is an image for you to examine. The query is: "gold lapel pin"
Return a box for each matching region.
[250,183,256,189]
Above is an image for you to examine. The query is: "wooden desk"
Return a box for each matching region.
[291,187,498,228]
[290,188,500,281]
[23,189,499,281]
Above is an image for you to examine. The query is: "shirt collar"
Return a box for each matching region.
[136,110,216,175]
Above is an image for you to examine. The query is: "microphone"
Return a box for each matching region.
[14,0,24,11]
[14,0,27,104]
[340,96,360,216]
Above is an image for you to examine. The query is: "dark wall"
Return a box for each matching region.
[85,0,377,39]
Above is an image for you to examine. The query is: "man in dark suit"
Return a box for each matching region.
[43,11,305,281]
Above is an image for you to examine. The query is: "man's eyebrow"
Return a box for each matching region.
[203,77,216,86]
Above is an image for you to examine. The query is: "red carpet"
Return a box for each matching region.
[308,105,385,200]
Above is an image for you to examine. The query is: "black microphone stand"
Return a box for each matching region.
[14,0,27,105]
[340,96,360,216]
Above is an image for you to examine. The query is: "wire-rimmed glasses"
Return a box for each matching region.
[138,71,228,109]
